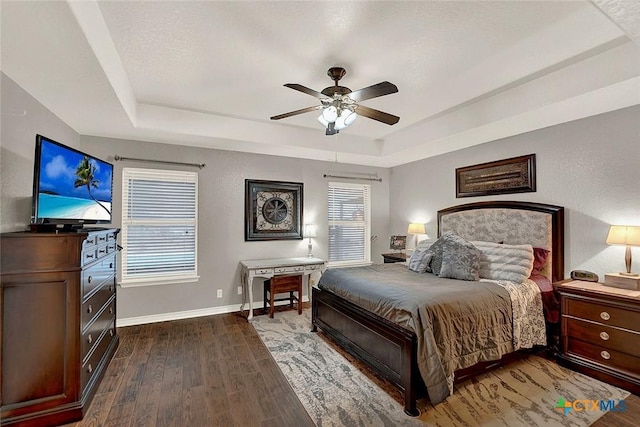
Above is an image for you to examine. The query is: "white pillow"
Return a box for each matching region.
[472,241,534,284]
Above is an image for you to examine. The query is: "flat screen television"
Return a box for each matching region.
[31,134,113,229]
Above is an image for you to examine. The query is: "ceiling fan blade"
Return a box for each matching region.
[270,105,321,121]
[284,83,327,99]
[355,105,400,125]
[348,81,398,102]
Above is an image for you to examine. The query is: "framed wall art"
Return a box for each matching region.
[456,154,536,198]
[389,235,407,251]
[245,179,303,241]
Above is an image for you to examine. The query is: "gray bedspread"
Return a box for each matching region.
[317,263,514,404]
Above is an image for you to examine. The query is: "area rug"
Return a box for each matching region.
[252,309,630,427]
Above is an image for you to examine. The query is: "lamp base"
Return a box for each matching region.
[619,272,640,277]
[605,273,640,290]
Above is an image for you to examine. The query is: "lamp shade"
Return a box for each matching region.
[407,223,426,235]
[304,224,318,238]
[606,226,640,246]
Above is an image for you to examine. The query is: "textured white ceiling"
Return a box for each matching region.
[2,1,639,167]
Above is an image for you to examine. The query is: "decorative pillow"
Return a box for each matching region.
[416,239,436,250]
[427,231,474,276]
[407,248,433,273]
[532,247,550,275]
[472,240,535,284]
[439,244,481,281]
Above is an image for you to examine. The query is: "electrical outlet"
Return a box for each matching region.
[237,286,243,295]
[217,289,222,298]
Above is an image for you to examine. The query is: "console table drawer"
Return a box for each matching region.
[275,266,305,274]
[565,298,640,331]
[565,318,640,357]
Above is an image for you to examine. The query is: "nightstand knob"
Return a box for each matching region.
[599,331,610,341]
[600,350,611,360]
[600,311,610,321]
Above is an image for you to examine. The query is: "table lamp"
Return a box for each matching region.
[407,223,426,248]
[305,224,318,258]
[606,225,640,276]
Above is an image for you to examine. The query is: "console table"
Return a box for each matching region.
[240,257,326,321]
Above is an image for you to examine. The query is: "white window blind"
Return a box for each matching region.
[121,168,198,287]
[328,182,371,267]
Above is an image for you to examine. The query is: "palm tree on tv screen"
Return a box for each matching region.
[74,156,111,216]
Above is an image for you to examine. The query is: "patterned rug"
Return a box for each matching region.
[252,309,630,427]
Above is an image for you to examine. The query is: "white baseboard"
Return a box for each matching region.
[116,296,310,327]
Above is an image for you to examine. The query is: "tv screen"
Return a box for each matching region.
[32,134,113,226]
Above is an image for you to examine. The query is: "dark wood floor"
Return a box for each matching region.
[64,309,314,427]
[64,307,639,427]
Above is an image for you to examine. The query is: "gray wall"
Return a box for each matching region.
[81,136,390,320]
[4,69,639,322]
[1,72,390,322]
[1,73,80,232]
[389,105,640,281]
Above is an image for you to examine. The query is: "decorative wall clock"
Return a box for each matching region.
[245,179,303,241]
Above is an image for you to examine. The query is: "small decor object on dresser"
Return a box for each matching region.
[605,273,640,290]
[245,179,303,241]
[389,235,406,251]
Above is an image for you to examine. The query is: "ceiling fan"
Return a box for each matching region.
[270,67,399,135]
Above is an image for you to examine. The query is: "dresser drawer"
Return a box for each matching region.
[565,318,640,357]
[565,298,640,332]
[81,323,116,393]
[567,338,640,376]
[82,279,116,327]
[82,297,116,363]
[82,254,116,298]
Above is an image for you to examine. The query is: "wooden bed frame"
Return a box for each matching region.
[311,201,564,416]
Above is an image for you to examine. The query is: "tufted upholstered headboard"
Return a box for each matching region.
[437,201,564,282]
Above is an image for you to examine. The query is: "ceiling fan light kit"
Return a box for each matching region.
[271,67,399,136]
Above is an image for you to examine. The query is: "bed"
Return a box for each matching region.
[311,201,564,416]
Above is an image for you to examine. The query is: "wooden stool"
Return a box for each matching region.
[263,274,302,318]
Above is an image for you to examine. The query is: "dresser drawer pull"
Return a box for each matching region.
[88,334,93,344]
[110,329,114,337]
[88,276,92,284]
[600,311,610,321]
[600,350,611,360]
[110,263,114,269]
[88,364,93,374]
[599,331,610,341]
[109,307,114,314]
[86,254,94,259]
[88,305,93,314]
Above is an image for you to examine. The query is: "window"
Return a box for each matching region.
[121,168,198,287]
[327,182,371,267]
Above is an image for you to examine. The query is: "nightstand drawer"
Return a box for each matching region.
[565,298,640,332]
[567,338,640,376]
[565,318,640,357]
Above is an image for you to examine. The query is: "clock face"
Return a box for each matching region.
[256,191,294,231]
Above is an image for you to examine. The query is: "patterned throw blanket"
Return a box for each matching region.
[317,264,546,404]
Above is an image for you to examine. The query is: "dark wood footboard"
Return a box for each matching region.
[311,286,423,416]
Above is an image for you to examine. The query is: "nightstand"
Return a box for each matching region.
[555,280,640,394]
[381,253,408,263]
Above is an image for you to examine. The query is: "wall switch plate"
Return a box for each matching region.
[237,286,243,295]
[217,289,222,298]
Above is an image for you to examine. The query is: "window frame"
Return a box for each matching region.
[120,167,199,288]
[327,181,372,268]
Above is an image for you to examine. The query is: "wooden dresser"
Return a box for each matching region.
[555,279,640,394]
[1,229,120,426]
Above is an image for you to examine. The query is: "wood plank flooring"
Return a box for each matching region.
[64,307,639,427]
[63,310,314,427]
